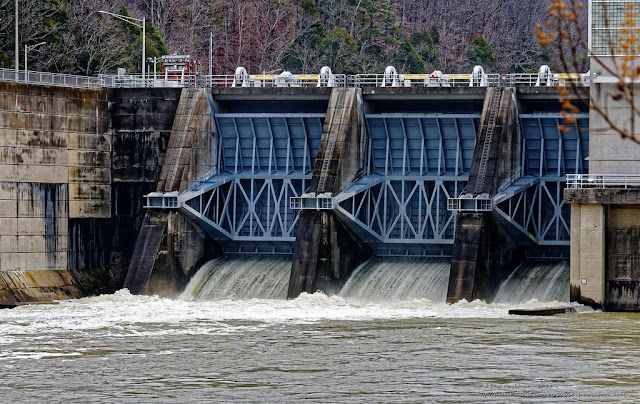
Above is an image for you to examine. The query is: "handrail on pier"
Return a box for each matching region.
[567,174,640,189]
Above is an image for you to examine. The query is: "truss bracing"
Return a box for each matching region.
[334,114,480,247]
[493,114,589,245]
[180,114,324,244]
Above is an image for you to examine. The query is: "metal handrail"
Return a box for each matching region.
[0,67,592,89]
[204,74,348,88]
[348,73,502,87]
[99,73,201,88]
[503,73,590,87]
[0,68,105,89]
[567,174,640,189]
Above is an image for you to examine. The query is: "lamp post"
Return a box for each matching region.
[146,56,157,83]
[25,42,46,75]
[98,10,145,84]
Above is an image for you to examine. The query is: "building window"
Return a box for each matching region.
[591,1,640,55]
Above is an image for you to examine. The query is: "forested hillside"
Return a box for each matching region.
[0,0,579,76]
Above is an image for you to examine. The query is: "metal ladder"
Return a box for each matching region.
[474,88,502,195]
[317,89,345,192]
[164,87,197,192]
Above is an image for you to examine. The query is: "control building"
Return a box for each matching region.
[566,1,640,310]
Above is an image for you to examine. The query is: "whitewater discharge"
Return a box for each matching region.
[0,257,580,352]
[181,255,291,300]
[493,261,569,303]
[0,289,589,339]
[339,258,450,302]
[182,255,573,308]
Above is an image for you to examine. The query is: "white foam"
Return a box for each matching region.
[0,351,82,361]
[0,290,597,344]
[0,257,593,346]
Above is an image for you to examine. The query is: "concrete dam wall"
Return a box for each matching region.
[0,82,604,308]
[0,83,214,304]
[0,82,112,303]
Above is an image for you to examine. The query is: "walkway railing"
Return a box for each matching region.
[0,67,591,89]
[503,73,590,87]
[348,73,502,87]
[206,74,348,88]
[98,74,205,88]
[567,174,640,189]
[0,68,105,89]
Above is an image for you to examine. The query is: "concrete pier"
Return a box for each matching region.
[125,88,215,296]
[288,88,370,298]
[447,88,523,303]
[123,212,168,294]
[565,189,640,310]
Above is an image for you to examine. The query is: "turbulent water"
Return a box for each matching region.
[182,255,291,300]
[2,258,639,402]
[494,261,569,304]
[339,258,450,302]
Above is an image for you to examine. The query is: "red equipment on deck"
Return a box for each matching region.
[161,54,197,83]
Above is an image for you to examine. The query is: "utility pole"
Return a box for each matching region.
[15,0,18,76]
[142,17,146,82]
[209,32,213,78]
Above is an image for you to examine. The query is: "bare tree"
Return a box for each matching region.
[253,0,297,72]
[140,0,178,33]
[0,0,581,78]
[0,0,62,71]
[61,0,130,75]
[388,0,553,73]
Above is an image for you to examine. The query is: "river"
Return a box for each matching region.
[0,258,638,402]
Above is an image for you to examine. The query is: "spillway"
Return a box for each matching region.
[181,256,292,300]
[339,258,450,302]
[182,256,569,304]
[493,261,569,303]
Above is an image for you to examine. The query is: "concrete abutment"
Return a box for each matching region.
[0,83,215,304]
[566,189,640,310]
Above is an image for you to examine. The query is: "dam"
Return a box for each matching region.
[1,66,638,311]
